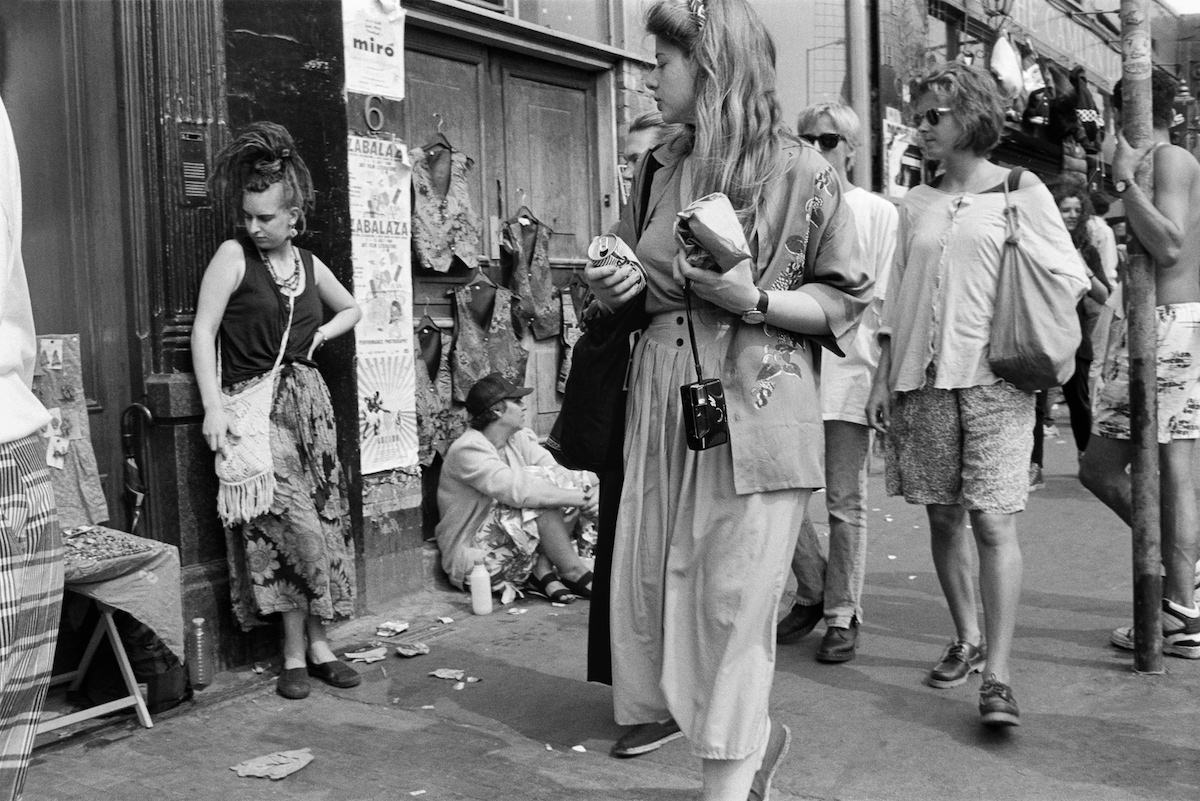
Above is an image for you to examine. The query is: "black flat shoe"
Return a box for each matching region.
[526,571,575,603]
[561,570,593,599]
[307,658,362,688]
[276,667,310,699]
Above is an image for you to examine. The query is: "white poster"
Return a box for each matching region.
[343,0,406,101]
[882,113,921,201]
[348,134,416,473]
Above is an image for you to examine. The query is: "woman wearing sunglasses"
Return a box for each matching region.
[585,1,871,796]
[866,62,1083,727]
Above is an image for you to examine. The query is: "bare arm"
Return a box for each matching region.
[865,335,893,434]
[308,257,362,358]
[678,254,832,334]
[1114,137,1190,268]
[190,240,246,454]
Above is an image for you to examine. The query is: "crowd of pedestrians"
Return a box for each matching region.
[7,1,1200,800]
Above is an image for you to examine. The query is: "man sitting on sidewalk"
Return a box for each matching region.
[1079,69,1200,657]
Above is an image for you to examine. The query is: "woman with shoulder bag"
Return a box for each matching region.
[866,62,1087,728]
[586,2,870,796]
[191,122,362,701]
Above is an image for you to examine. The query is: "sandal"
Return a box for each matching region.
[561,570,593,599]
[526,571,575,604]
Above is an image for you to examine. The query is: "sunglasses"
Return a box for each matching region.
[914,107,953,128]
[799,132,845,150]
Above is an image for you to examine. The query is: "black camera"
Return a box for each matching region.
[680,378,730,451]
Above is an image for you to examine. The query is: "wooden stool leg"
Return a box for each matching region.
[100,606,153,729]
[66,616,109,692]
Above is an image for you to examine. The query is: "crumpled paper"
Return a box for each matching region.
[395,641,430,658]
[344,645,388,663]
[230,748,313,780]
[675,192,752,273]
[375,620,410,637]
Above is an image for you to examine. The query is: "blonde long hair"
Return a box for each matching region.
[645,0,790,223]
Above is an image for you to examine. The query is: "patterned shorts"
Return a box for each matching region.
[885,374,1034,514]
[1093,303,1200,443]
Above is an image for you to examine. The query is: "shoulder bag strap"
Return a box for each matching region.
[215,293,296,389]
[1001,169,1022,247]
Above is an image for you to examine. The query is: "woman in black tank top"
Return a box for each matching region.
[191,122,362,701]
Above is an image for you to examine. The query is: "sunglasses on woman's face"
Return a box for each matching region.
[914,107,953,128]
[799,132,845,150]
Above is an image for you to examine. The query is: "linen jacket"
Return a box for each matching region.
[614,140,872,494]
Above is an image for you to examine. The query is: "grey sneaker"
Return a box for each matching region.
[747,721,791,801]
[927,639,986,688]
[610,718,683,758]
[1111,598,1200,658]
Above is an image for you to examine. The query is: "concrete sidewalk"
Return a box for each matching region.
[24,427,1200,801]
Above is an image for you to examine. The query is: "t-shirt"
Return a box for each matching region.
[820,187,898,424]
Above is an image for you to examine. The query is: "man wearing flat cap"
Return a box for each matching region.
[435,372,598,604]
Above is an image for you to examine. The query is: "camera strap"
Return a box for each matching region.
[683,280,705,382]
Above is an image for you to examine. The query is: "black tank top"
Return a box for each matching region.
[219,235,322,386]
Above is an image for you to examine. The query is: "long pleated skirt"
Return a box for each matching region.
[0,433,64,798]
[609,312,808,760]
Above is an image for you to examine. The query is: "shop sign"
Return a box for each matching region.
[343,0,406,101]
[347,134,418,475]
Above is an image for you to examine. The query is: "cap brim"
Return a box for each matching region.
[509,386,534,399]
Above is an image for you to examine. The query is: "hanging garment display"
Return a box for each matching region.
[30,334,110,527]
[1071,67,1102,154]
[410,143,482,273]
[501,208,560,340]
[413,316,466,466]
[450,282,529,403]
[556,282,586,394]
[990,32,1023,102]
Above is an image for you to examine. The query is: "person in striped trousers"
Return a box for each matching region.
[0,92,63,801]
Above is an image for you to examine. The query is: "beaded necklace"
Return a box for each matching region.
[258,244,302,295]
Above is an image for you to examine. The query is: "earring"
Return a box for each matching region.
[289,226,298,238]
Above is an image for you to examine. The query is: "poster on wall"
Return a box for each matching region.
[348,133,417,474]
[342,0,406,101]
[882,109,922,201]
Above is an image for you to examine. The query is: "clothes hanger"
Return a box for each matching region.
[423,112,453,153]
[508,188,535,225]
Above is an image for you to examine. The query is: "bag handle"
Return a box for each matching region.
[1001,168,1024,246]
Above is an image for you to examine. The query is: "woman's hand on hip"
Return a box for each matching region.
[202,408,235,455]
[584,259,644,311]
[675,252,758,313]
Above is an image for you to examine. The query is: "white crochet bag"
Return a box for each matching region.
[214,295,293,526]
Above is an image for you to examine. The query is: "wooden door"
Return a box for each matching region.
[1,0,133,526]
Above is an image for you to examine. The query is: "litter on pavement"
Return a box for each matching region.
[230,748,313,780]
[344,645,388,663]
[375,620,410,637]
[395,641,431,658]
[428,668,465,680]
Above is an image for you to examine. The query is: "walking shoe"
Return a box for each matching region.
[1110,598,1200,658]
[927,639,986,688]
[1028,463,1045,491]
[776,601,823,644]
[747,721,791,801]
[815,618,858,663]
[307,658,362,688]
[978,673,1020,727]
[610,718,683,758]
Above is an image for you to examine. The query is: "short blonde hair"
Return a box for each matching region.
[796,102,861,151]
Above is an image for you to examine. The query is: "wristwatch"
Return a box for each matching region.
[740,289,769,325]
[1114,177,1132,194]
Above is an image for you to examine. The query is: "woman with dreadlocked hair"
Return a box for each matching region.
[191,122,362,701]
[585,1,870,796]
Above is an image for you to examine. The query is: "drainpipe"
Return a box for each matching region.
[846,0,873,188]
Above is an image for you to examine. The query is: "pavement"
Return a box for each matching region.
[23,422,1200,801]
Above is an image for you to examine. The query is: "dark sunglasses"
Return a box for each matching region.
[914,107,953,128]
[799,132,845,150]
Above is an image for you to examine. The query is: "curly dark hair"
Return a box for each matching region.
[211,121,315,232]
[913,62,1007,156]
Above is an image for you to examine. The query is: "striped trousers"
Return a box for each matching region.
[0,434,63,801]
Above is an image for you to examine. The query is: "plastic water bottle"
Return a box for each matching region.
[186,617,214,689]
[469,560,493,615]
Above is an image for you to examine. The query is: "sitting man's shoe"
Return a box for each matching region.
[610,718,683,758]
[276,667,310,700]
[927,639,986,688]
[776,601,823,644]
[815,618,859,663]
[307,658,362,688]
[747,720,792,801]
[1111,598,1200,658]
[978,673,1020,727]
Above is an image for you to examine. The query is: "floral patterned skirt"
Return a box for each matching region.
[224,363,355,631]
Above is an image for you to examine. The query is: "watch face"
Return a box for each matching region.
[741,310,766,324]
[1116,179,1129,193]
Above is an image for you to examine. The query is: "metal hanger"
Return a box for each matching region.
[423,112,452,153]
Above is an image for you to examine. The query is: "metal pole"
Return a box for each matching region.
[846,0,872,187]
[1120,0,1164,675]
